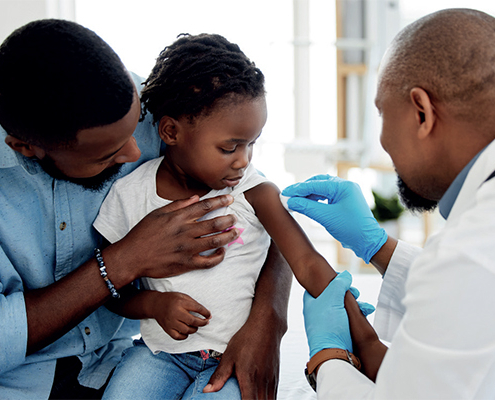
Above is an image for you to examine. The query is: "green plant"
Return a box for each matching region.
[371,190,404,222]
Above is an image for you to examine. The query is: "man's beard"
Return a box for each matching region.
[397,175,438,213]
[37,156,123,191]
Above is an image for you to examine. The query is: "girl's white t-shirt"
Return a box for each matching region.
[94,158,271,354]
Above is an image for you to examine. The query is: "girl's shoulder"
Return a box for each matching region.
[244,180,280,212]
[113,156,164,189]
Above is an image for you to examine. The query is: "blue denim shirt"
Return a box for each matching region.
[0,77,162,399]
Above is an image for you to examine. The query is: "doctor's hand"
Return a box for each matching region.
[304,270,354,357]
[282,175,387,263]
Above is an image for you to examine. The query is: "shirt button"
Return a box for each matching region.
[59,222,67,231]
[84,327,91,335]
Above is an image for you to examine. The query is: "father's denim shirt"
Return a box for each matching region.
[0,87,161,398]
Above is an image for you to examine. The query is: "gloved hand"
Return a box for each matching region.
[282,175,387,263]
[304,270,354,358]
[348,286,376,317]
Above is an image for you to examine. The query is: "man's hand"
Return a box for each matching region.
[203,241,291,399]
[203,318,281,399]
[24,196,238,355]
[282,175,387,263]
[305,271,387,382]
[107,194,241,285]
[304,270,354,357]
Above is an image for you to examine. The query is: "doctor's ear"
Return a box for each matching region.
[419,112,425,124]
[5,135,46,159]
[158,116,181,145]
[410,87,436,139]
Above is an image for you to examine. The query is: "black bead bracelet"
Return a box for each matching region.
[94,248,120,299]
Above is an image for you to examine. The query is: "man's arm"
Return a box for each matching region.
[204,241,292,399]
[370,237,398,276]
[316,234,495,399]
[25,195,239,355]
[0,252,29,374]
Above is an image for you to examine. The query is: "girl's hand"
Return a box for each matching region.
[151,292,211,340]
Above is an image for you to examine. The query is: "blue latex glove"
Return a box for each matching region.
[282,175,387,263]
[304,271,354,358]
[349,286,376,317]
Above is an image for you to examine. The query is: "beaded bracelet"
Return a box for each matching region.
[94,248,120,299]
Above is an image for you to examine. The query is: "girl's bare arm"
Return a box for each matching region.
[246,182,387,381]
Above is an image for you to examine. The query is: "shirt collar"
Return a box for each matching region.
[0,126,44,174]
[0,126,19,168]
[438,147,486,219]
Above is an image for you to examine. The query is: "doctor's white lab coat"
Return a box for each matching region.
[317,138,495,399]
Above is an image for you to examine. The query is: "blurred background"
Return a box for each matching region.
[3,0,494,274]
[1,1,494,397]
[2,0,494,273]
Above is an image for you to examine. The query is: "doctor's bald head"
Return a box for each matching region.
[378,8,495,138]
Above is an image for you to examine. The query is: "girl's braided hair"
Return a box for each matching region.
[141,33,265,123]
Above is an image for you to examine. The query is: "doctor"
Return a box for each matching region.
[283,8,495,398]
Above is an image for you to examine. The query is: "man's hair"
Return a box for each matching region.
[381,8,495,131]
[141,33,265,124]
[0,19,134,150]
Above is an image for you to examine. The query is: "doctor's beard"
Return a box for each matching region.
[397,175,438,213]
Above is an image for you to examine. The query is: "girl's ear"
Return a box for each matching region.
[5,135,46,158]
[158,116,180,145]
[410,87,436,140]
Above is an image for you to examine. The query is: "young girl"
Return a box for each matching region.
[94,34,378,399]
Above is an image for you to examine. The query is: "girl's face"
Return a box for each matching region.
[165,96,267,191]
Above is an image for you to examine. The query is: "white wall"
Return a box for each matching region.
[0,0,75,43]
[2,0,495,269]
[0,1,47,42]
